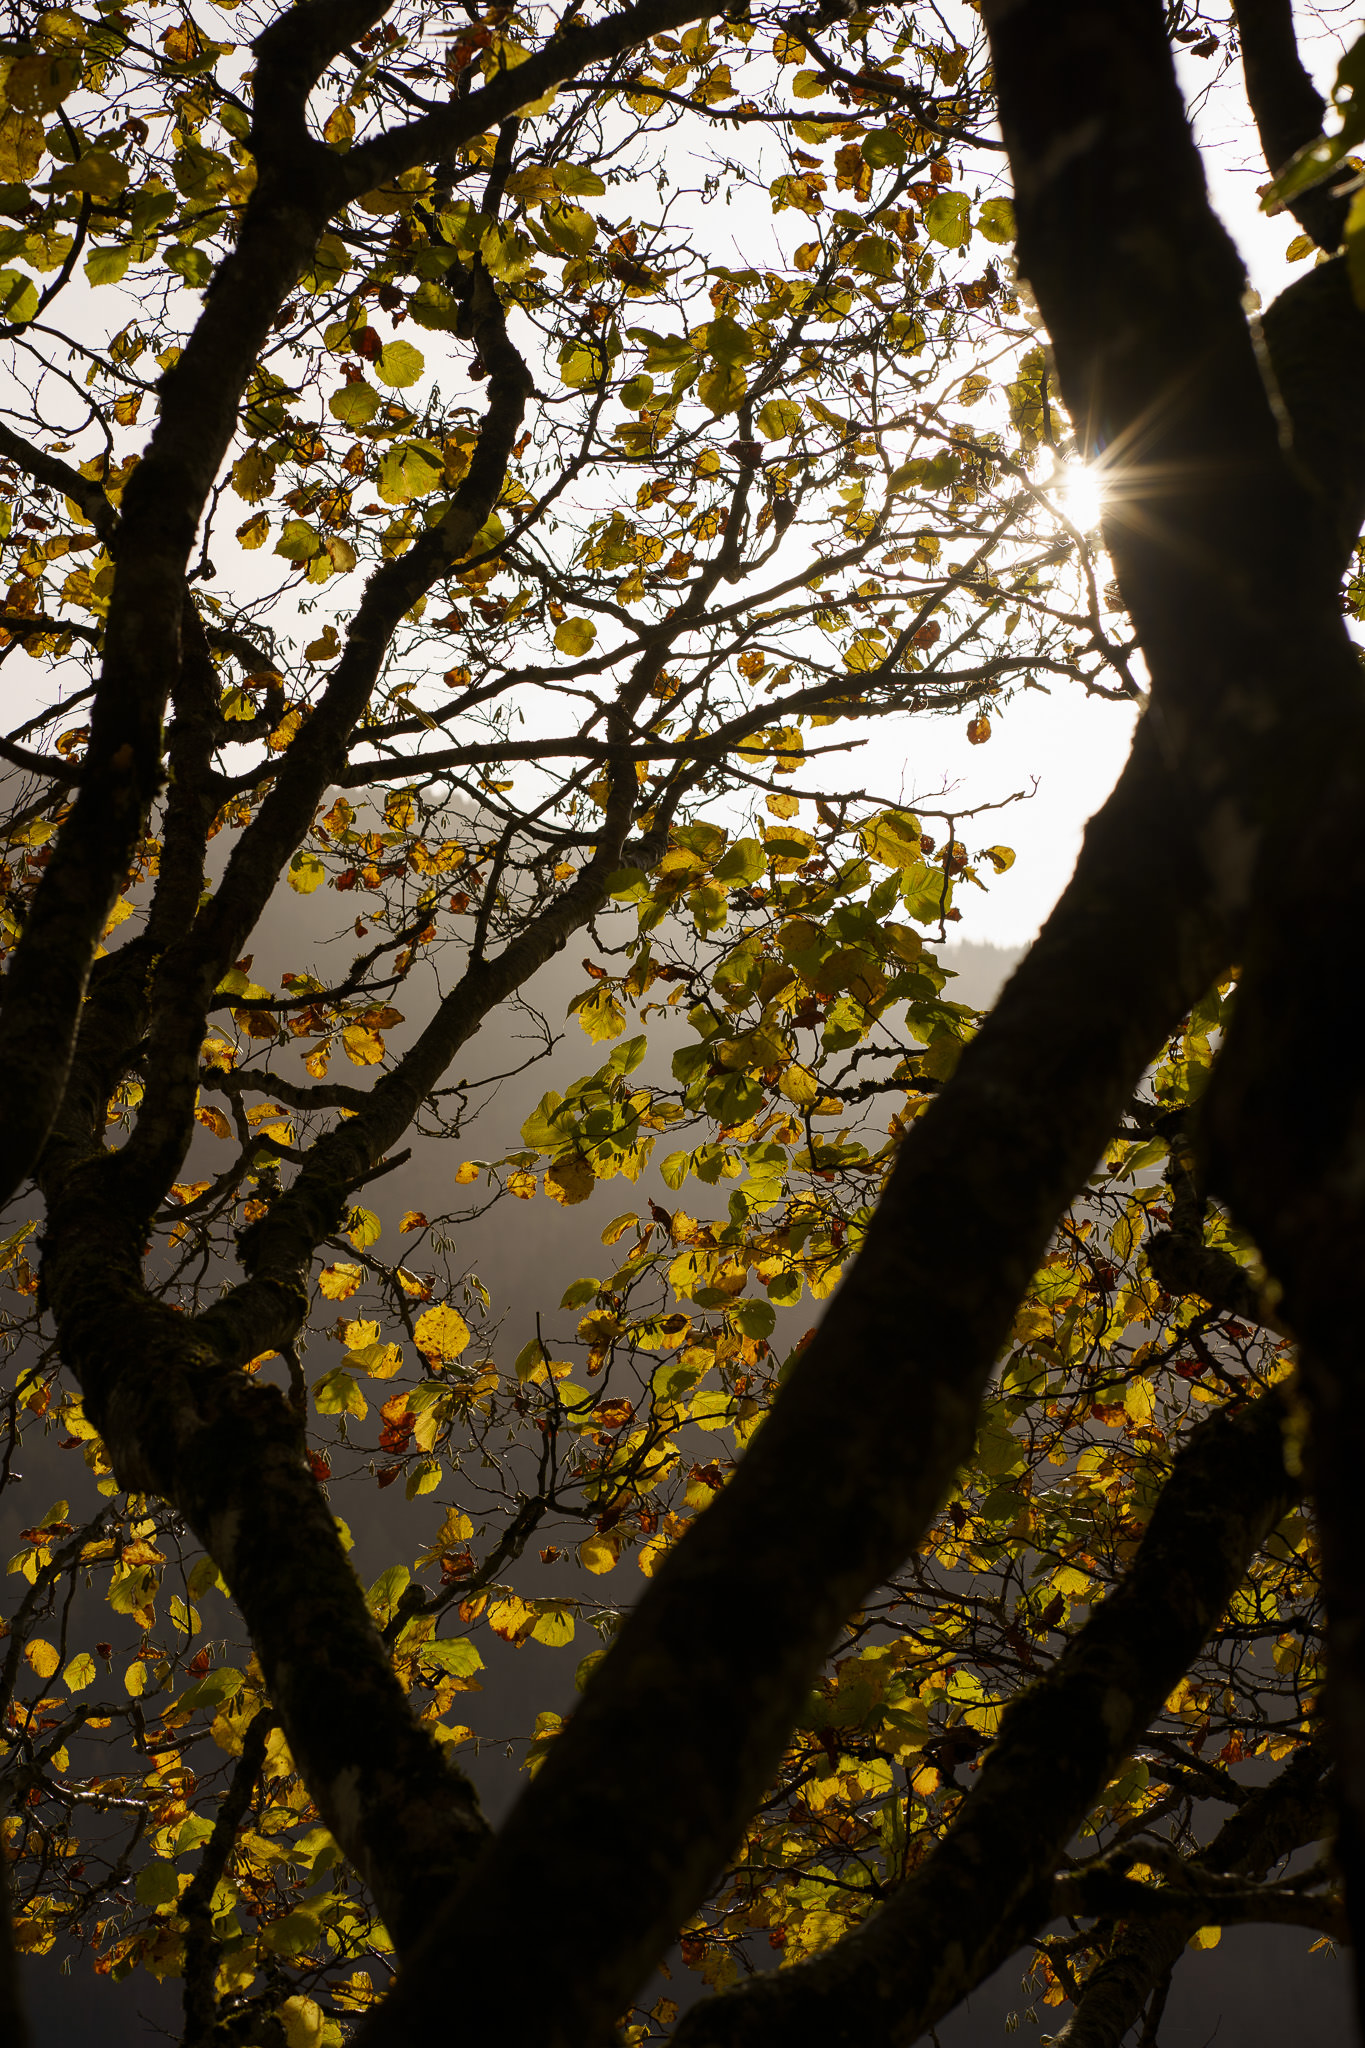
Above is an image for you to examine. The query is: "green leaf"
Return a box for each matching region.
[303,231,350,291]
[366,1564,410,1624]
[163,241,214,289]
[418,1636,484,1677]
[757,397,802,440]
[660,1150,690,1190]
[375,338,425,388]
[407,279,462,330]
[729,1297,776,1338]
[542,201,597,256]
[404,1460,442,1498]
[569,984,627,1042]
[861,128,907,168]
[84,242,132,286]
[714,836,764,884]
[135,1861,180,1907]
[555,162,607,196]
[274,519,321,562]
[530,1602,576,1647]
[554,617,597,656]
[924,190,972,250]
[705,314,756,367]
[262,1908,323,1955]
[329,379,380,426]
[559,339,609,387]
[377,440,443,505]
[851,234,897,278]
[50,149,128,202]
[976,197,1016,245]
[347,1205,381,1250]
[173,1666,244,1716]
[0,268,37,323]
[698,360,747,415]
[311,1368,367,1419]
[606,866,649,902]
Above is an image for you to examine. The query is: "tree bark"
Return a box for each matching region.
[670,1389,1301,2046]
[352,4,1365,2040]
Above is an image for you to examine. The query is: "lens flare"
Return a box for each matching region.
[1057,461,1104,531]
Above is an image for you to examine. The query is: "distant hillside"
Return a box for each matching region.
[939,940,1025,1011]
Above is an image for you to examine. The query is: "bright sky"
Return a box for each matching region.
[5,6,1350,954]
[853,7,1355,950]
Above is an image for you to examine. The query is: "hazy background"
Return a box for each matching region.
[10,6,1362,2040]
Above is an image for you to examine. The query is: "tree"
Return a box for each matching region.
[0,0,1357,2043]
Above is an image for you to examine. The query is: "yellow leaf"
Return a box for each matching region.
[281,1996,325,2048]
[318,1263,362,1301]
[400,1210,428,1232]
[124,1660,147,1697]
[6,52,81,117]
[1188,1926,1222,1950]
[63,1652,96,1691]
[289,851,325,893]
[861,809,922,870]
[486,1594,534,1643]
[507,1169,537,1199]
[24,1638,60,1679]
[50,149,128,203]
[430,1507,473,1550]
[268,707,302,750]
[554,617,596,657]
[414,1303,471,1364]
[454,1162,481,1185]
[1124,1376,1156,1427]
[545,1155,594,1205]
[322,103,354,149]
[780,1062,820,1107]
[530,1603,575,1648]
[351,1342,403,1380]
[0,109,42,182]
[578,1531,620,1575]
[342,1024,384,1066]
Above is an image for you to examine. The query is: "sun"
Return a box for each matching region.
[1056,461,1105,532]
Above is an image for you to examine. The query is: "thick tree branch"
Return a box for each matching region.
[1233,0,1347,251]
[342,0,761,197]
[37,1223,492,1951]
[1053,1741,1333,2046]
[182,1708,276,2048]
[192,650,656,1370]
[347,9,1365,2042]
[0,0,410,1207]
[978,0,1365,2022]
[101,283,534,1221]
[670,1387,1301,2046]
[355,714,1231,2048]
[0,420,119,545]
